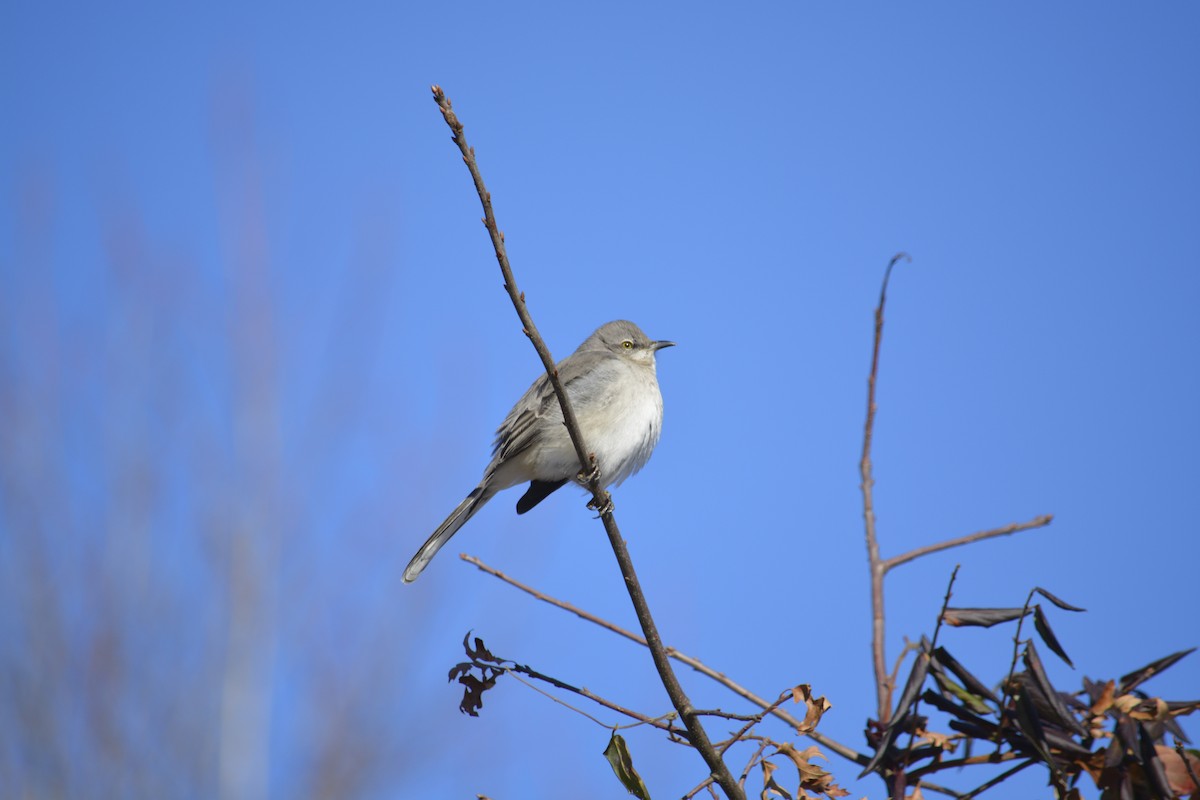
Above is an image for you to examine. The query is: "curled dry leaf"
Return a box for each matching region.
[761,758,792,800]
[790,684,832,735]
[915,728,956,753]
[941,607,1027,628]
[774,742,850,799]
[1128,698,1169,723]
[1090,680,1116,716]
[1112,694,1140,715]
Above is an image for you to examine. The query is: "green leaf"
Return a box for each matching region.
[603,732,652,800]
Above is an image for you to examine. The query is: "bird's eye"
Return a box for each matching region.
[622,340,633,349]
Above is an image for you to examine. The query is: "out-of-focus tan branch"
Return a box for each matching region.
[861,253,908,724]
[882,515,1053,573]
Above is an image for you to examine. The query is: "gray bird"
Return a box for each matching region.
[403,320,674,583]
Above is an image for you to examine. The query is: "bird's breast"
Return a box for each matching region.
[577,365,664,488]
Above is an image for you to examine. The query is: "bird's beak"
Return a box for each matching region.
[652,340,676,351]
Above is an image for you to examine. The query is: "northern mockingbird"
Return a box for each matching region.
[403,320,674,582]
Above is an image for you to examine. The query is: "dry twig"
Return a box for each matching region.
[460,553,868,766]
[861,252,910,723]
[882,515,1053,573]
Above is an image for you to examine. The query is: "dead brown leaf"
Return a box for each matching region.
[1157,745,1200,797]
[790,684,832,735]
[915,728,957,753]
[775,742,850,799]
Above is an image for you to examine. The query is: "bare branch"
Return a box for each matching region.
[738,739,771,790]
[861,252,909,724]
[718,692,793,755]
[999,587,1039,714]
[888,638,921,693]
[695,709,766,722]
[918,781,966,798]
[882,515,1054,573]
[906,751,1023,780]
[432,86,743,799]
[503,669,680,736]
[957,759,1035,799]
[461,553,869,766]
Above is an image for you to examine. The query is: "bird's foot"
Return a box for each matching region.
[587,492,614,517]
[577,461,601,485]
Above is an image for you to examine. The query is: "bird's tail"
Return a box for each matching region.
[403,484,494,583]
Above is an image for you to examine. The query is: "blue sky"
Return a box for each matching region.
[2,2,1198,798]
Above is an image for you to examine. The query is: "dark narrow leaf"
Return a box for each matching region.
[1106,772,1133,800]
[1032,605,1075,668]
[1034,587,1086,612]
[603,732,652,800]
[929,670,993,716]
[1161,714,1188,743]
[1138,724,1174,799]
[1104,735,1125,768]
[859,712,907,778]
[933,646,1000,704]
[1165,699,1200,715]
[1023,641,1087,736]
[859,651,932,776]
[1119,648,1196,694]
[1114,717,1139,762]
[1042,727,1094,759]
[1014,690,1066,791]
[922,689,999,732]
[892,652,931,722]
[948,718,999,740]
[942,607,1028,628]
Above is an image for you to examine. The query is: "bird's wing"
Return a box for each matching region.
[489,351,606,464]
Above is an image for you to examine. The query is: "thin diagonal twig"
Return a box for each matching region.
[882,515,1053,572]
[957,758,1035,800]
[432,86,743,800]
[899,566,960,778]
[502,666,679,735]
[888,638,921,693]
[718,692,792,755]
[1176,740,1200,793]
[460,553,869,766]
